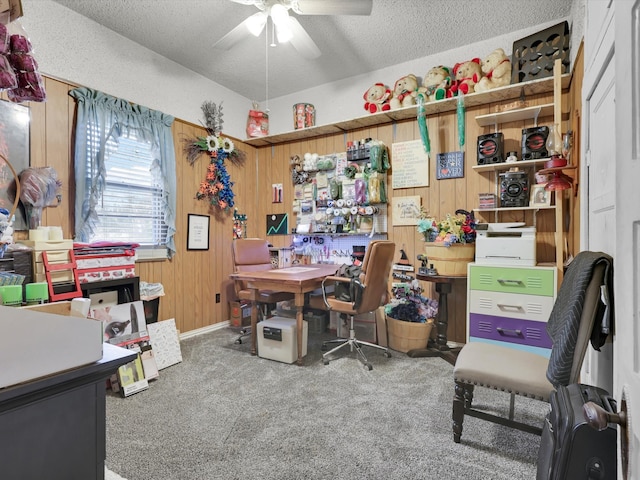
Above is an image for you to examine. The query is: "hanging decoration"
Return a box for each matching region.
[184,101,246,213]
[456,93,465,147]
[416,93,430,157]
[233,208,247,239]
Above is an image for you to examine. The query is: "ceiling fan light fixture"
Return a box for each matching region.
[246,11,268,36]
[270,3,290,26]
[275,23,293,43]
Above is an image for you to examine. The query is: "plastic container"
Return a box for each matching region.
[0,284,23,306]
[24,282,48,305]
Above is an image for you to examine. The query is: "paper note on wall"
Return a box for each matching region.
[391,139,429,189]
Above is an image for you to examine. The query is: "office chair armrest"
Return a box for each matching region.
[321,275,351,309]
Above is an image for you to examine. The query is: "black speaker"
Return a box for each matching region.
[499,171,529,207]
[522,126,549,160]
[477,132,504,165]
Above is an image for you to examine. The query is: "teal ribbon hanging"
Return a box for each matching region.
[457,93,465,147]
[417,93,430,157]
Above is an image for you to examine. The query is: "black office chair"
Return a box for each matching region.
[452,251,613,442]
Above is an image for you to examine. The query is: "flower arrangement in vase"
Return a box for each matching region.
[417,208,477,246]
[417,209,477,276]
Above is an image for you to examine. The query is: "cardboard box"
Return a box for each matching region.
[1,301,102,389]
[0,0,22,24]
[230,301,251,327]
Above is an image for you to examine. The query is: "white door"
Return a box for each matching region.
[582,0,615,395]
[584,0,640,477]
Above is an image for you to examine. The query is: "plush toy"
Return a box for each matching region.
[423,66,454,101]
[452,58,483,95]
[389,74,423,109]
[475,48,512,92]
[363,83,391,114]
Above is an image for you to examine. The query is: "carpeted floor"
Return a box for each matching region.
[105,326,547,479]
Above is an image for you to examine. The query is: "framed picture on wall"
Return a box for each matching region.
[0,100,30,230]
[186,214,210,250]
[530,184,551,207]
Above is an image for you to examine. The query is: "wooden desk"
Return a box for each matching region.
[408,274,467,365]
[229,264,338,365]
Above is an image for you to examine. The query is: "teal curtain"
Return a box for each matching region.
[69,87,177,257]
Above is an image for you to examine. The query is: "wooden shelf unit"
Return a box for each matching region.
[472,59,567,282]
[244,74,571,147]
[475,103,554,127]
[472,158,551,173]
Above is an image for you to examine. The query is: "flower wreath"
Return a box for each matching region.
[184,101,246,213]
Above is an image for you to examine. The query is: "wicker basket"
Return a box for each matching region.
[423,243,475,277]
[386,316,434,353]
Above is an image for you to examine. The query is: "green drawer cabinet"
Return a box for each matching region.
[468,265,556,297]
[467,263,557,357]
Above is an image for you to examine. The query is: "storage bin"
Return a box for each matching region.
[0,284,22,306]
[143,297,159,324]
[386,316,434,353]
[24,282,48,305]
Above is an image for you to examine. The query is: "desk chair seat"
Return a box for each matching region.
[320,240,395,370]
[452,251,613,442]
[231,239,294,344]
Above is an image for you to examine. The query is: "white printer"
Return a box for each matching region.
[475,222,536,266]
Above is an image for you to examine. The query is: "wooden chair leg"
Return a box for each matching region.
[453,381,473,443]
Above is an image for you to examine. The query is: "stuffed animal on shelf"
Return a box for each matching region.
[389,74,424,109]
[423,65,455,101]
[452,58,483,95]
[475,48,512,92]
[363,83,391,114]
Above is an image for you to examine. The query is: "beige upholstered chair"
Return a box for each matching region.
[320,240,395,370]
[231,238,294,344]
[452,251,613,443]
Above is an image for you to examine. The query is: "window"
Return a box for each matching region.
[86,132,167,246]
[69,87,177,258]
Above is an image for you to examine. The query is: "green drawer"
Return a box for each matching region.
[469,264,556,297]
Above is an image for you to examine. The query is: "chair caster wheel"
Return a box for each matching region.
[365,363,373,371]
[235,339,242,344]
[323,358,330,365]
[384,351,391,358]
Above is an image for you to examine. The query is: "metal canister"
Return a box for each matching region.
[293,103,315,130]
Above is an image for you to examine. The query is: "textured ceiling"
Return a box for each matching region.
[50,0,571,102]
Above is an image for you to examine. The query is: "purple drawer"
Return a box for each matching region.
[469,313,552,349]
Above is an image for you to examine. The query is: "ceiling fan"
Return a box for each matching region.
[213,0,373,59]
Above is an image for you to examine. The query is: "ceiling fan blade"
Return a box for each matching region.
[213,13,265,50]
[229,0,259,5]
[294,0,373,15]
[287,17,321,59]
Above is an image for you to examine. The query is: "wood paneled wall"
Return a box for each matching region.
[16,49,583,340]
[249,91,567,343]
[14,77,258,335]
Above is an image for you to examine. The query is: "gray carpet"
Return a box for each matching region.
[105,327,547,479]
